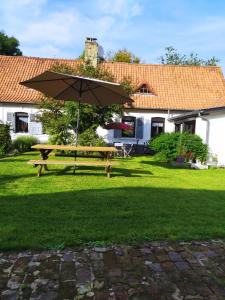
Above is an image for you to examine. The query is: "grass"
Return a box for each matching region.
[1,152,225,250]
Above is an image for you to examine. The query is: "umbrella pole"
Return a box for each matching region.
[75,100,80,146]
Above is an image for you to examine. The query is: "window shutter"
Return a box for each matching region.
[114,129,122,138]
[136,117,144,139]
[6,112,15,132]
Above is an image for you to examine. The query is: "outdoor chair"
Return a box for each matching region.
[114,142,124,158]
[123,144,134,158]
[114,143,134,158]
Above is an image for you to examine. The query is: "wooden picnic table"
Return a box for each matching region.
[29,144,118,178]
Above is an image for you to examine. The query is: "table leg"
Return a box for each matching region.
[37,165,43,177]
[105,165,112,178]
[40,149,52,171]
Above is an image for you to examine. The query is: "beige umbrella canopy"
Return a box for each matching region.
[20,71,132,105]
[20,70,133,144]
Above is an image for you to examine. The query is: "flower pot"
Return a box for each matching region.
[176,155,185,164]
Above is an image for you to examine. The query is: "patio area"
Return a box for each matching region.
[1,240,225,299]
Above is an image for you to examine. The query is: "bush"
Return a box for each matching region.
[149,132,208,163]
[0,122,11,155]
[13,135,39,153]
[78,128,106,147]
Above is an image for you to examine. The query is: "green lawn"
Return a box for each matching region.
[1,152,225,250]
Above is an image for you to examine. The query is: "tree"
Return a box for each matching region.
[107,48,140,63]
[38,62,134,145]
[159,46,219,66]
[0,31,22,56]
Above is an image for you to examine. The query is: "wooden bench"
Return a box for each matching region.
[28,160,118,178]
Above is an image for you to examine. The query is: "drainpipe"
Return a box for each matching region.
[167,109,170,118]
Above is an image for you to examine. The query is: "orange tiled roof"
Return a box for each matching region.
[0,55,80,104]
[1,55,225,110]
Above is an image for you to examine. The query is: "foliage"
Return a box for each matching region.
[39,62,133,144]
[78,50,85,60]
[0,31,22,56]
[78,128,106,146]
[150,132,208,163]
[0,122,11,156]
[159,46,219,66]
[39,98,73,145]
[106,48,140,63]
[12,135,39,153]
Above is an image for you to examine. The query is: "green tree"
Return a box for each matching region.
[107,48,140,63]
[0,31,22,56]
[159,46,219,66]
[38,62,134,145]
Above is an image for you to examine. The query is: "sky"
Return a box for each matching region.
[1,0,225,70]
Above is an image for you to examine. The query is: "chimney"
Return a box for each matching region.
[84,37,104,68]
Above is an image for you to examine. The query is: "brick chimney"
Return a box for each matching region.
[84,37,103,68]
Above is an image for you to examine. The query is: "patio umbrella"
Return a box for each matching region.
[20,70,133,144]
[104,122,133,130]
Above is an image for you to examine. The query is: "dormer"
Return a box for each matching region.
[135,83,155,95]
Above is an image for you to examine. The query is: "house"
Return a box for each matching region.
[1,38,225,164]
[169,106,225,165]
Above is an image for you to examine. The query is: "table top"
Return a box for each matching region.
[32,144,118,152]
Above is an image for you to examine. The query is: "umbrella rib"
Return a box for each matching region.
[54,79,80,99]
[89,81,131,102]
[86,81,102,106]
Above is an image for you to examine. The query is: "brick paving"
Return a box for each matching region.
[1,240,225,299]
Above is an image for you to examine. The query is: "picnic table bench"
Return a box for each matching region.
[29,144,118,178]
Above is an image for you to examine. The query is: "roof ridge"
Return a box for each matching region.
[0,55,221,70]
[102,61,221,69]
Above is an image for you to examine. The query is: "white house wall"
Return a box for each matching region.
[0,103,48,142]
[195,118,208,144]
[193,112,225,166]
[206,112,225,166]
[97,110,177,145]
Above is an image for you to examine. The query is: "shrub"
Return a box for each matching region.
[149,132,208,163]
[78,128,106,147]
[13,135,39,153]
[0,122,11,155]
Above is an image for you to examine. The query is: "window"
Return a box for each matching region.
[183,120,196,134]
[122,116,136,138]
[15,112,28,133]
[151,117,165,138]
[136,84,152,94]
[175,123,181,132]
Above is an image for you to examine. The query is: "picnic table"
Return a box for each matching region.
[28,144,118,178]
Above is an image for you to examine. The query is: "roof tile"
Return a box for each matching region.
[0,55,225,110]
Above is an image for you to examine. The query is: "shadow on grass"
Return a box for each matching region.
[0,153,38,163]
[1,186,225,250]
[0,165,153,187]
[140,160,190,169]
[0,174,37,187]
[55,166,153,177]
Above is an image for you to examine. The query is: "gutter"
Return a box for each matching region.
[168,110,202,122]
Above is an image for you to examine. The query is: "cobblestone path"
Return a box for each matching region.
[1,241,225,299]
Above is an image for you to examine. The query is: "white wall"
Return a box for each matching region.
[97,110,177,145]
[195,112,225,166]
[0,103,48,142]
